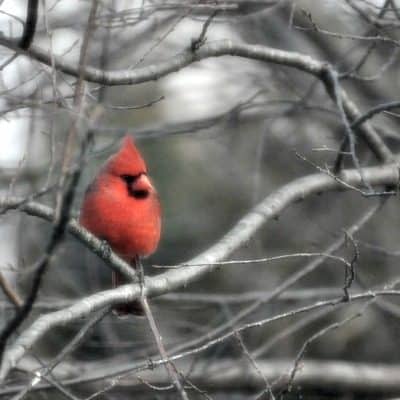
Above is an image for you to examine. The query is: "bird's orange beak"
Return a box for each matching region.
[136,173,153,189]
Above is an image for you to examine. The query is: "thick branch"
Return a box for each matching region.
[107,359,400,395]
[0,162,399,380]
[0,38,392,162]
[4,358,400,396]
[0,39,321,85]
[19,0,39,50]
[0,199,137,282]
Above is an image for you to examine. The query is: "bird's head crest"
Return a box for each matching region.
[106,135,147,176]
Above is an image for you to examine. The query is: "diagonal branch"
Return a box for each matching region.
[0,162,398,380]
[0,198,137,282]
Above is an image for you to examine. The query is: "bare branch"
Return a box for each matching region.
[3,358,400,397]
[55,0,99,221]
[0,271,22,309]
[0,0,100,369]
[0,37,390,162]
[108,358,400,396]
[137,260,189,400]
[3,4,400,398]
[165,198,385,360]
[19,0,39,50]
[0,162,399,380]
[11,306,110,400]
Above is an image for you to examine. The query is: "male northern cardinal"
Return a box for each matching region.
[79,135,161,315]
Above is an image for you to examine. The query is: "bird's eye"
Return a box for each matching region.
[120,174,138,184]
[121,174,150,199]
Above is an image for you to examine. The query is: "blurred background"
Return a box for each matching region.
[1,0,400,399]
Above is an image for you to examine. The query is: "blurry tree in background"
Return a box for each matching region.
[1,0,400,398]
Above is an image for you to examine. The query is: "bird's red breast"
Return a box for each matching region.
[79,136,161,261]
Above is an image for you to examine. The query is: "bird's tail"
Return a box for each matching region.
[112,267,144,317]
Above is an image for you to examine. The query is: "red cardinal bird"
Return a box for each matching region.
[79,135,161,315]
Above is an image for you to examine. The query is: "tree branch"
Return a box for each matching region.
[0,162,399,380]
[0,38,392,162]
[0,198,137,282]
[3,357,400,396]
[19,0,39,50]
[0,0,100,367]
[105,358,400,396]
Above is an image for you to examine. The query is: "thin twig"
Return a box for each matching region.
[0,38,392,161]
[0,163,397,380]
[191,10,219,51]
[55,0,99,221]
[284,309,365,394]
[11,307,110,400]
[0,0,100,368]
[137,261,189,400]
[0,271,22,308]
